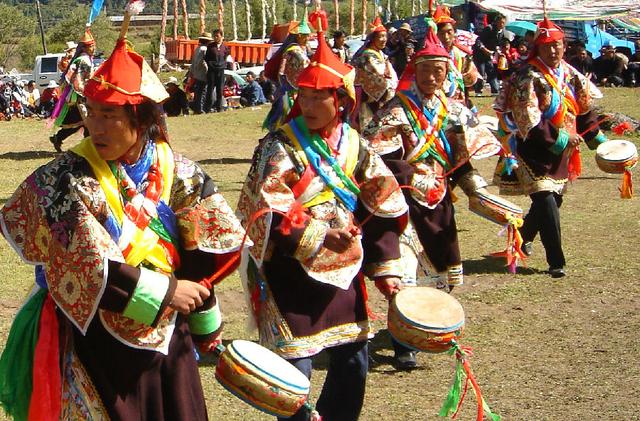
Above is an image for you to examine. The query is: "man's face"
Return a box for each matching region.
[604,48,615,58]
[214,33,223,44]
[495,17,506,31]
[415,60,448,97]
[538,40,565,68]
[334,34,345,48]
[246,74,254,83]
[399,28,411,41]
[437,23,456,51]
[578,49,588,61]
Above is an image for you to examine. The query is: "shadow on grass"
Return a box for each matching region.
[198,158,253,165]
[464,255,544,275]
[0,151,57,160]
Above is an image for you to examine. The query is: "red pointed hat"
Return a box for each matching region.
[416,24,449,63]
[533,17,564,45]
[434,5,456,26]
[369,16,387,33]
[84,38,169,105]
[397,23,448,91]
[297,32,355,98]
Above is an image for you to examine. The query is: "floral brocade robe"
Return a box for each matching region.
[353,48,398,130]
[0,143,245,417]
[493,59,607,195]
[237,124,408,359]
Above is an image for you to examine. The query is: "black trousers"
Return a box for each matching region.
[204,66,225,112]
[279,341,368,421]
[520,191,565,270]
[191,79,207,113]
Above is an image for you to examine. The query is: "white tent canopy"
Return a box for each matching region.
[473,0,640,21]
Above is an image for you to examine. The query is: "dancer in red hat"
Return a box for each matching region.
[238,21,408,421]
[50,27,97,152]
[433,5,480,111]
[364,21,495,368]
[352,16,398,131]
[493,17,607,278]
[0,6,245,419]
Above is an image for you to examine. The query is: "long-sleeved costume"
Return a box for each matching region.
[237,118,408,359]
[493,56,606,196]
[492,33,606,271]
[263,44,310,131]
[364,85,488,287]
[353,47,398,130]
[0,139,245,419]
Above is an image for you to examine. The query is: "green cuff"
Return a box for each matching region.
[188,302,222,336]
[549,129,569,155]
[586,131,608,150]
[122,268,170,326]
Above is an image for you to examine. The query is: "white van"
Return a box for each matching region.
[31,53,64,90]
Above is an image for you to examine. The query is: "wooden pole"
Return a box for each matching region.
[181,0,190,39]
[172,0,178,39]
[393,0,398,20]
[411,0,415,16]
[261,0,267,40]
[231,0,238,40]
[245,0,252,40]
[34,0,47,54]
[334,0,339,30]
[361,0,367,36]
[272,0,277,24]
[293,0,297,22]
[198,0,205,34]
[161,0,168,43]
[350,0,354,35]
[418,0,423,14]
[217,0,224,33]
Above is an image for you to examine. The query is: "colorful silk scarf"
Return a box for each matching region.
[528,57,579,129]
[282,116,361,211]
[397,89,452,169]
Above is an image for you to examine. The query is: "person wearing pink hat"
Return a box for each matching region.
[493,17,607,278]
[364,23,491,368]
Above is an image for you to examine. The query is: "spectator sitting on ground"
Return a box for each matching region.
[258,70,275,102]
[625,40,640,87]
[240,71,266,107]
[39,80,59,117]
[25,80,40,114]
[568,45,594,81]
[163,76,189,116]
[594,43,626,87]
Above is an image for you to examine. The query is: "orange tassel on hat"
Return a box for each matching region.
[620,169,633,199]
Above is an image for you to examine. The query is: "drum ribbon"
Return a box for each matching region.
[439,341,501,421]
[611,122,635,199]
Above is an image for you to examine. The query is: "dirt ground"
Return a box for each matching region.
[0,90,638,420]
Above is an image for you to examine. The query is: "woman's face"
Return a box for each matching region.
[297,87,337,131]
[372,32,388,51]
[297,34,309,46]
[83,99,141,162]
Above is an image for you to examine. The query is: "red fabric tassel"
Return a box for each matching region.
[567,146,581,181]
[28,294,61,421]
[612,121,632,136]
[620,169,633,199]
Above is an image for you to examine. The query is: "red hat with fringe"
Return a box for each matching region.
[84,38,169,105]
[434,5,456,26]
[297,31,355,98]
[369,16,387,33]
[533,17,564,45]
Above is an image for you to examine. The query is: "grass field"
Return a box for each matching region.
[0,88,638,420]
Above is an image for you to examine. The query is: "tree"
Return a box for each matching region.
[0,4,36,69]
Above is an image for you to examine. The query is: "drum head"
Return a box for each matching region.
[596,139,638,162]
[228,340,310,394]
[474,190,523,215]
[393,287,465,332]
